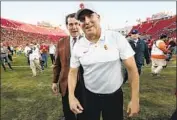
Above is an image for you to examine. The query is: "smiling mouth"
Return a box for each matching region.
[85,26,92,30]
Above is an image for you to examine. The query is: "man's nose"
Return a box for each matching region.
[72,24,77,29]
[84,16,90,24]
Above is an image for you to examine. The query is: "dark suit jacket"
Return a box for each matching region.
[53,36,83,97]
[129,38,150,68]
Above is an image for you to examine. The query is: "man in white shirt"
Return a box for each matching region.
[24,43,31,65]
[28,43,42,77]
[68,6,140,120]
[49,42,56,66]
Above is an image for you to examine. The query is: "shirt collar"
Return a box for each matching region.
[70,35,80,41]
[84,28,106,44]
[100,29,105,41]
[134,39,139,43]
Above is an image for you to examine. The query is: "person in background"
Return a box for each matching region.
[147,38,154,56]
[7,43,13,62]
[24,43,31,65]
[40,41,49,69]
[0,43,13,71]
[151,34,171,76]
[28,43,42,77]
[167,37,176,55]
[10,45,14,56]
[123,30,150,83]
[49,41,56,67]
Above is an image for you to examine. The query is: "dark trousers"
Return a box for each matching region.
[82,88,123,120]
[148,48,152,56]
[0,56,13,71]
[61,80,84,120]
[62,91,77,120]
[27,57,30,65]
[1,62,6,71]
[11,51,14,56]
[8,54,13,61]
[41,53,48,67]
[170,109,177,120]
[50,54,55,64]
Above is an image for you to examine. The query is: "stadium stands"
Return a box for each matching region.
[129,15,176,40]
[1,18,68,46]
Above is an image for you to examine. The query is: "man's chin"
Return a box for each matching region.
[85,30,94,35]
[71,33,79,37]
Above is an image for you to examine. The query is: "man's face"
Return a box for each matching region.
[67,17,80,37]
[131,34,139,40]
[79,11,100,36]
[29,44,34,48]
[1,43,3,47]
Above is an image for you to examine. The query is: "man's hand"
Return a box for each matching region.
[127,100,139,117]
[52,83,58,95]
[69,95,83,114]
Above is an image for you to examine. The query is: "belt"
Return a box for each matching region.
[86,87,122,97]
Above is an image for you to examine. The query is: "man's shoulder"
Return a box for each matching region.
[57,36,70,43]
[139,39,146,44]
[156,39,164,44]
[104,29,120,36]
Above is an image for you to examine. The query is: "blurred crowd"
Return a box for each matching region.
[0,26,64,73]
[1,25,176,77]
[1,27,59,48]
[1,36,57,74]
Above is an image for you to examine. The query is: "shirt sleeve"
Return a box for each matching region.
[70,46,80,68]
[116,33,135,60]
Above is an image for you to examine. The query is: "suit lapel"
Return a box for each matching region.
[64,36,71,63]
[65,35,83,59]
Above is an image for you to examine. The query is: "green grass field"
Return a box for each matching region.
[1,55,176,120]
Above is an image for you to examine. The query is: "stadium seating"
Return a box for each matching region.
[129,15,176,39]
[1,18,68,46]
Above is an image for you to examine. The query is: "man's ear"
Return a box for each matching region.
[97,14,100,22]
[97,14,100,19]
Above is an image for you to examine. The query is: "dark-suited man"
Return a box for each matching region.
[124,30,150,83]
[52,13,83,120]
